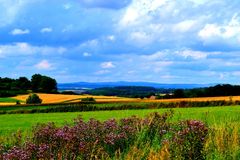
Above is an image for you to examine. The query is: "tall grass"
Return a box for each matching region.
[0,111,209,160]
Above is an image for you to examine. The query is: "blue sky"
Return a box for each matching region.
[1,0,240,84]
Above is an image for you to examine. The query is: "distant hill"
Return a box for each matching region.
[58,81,214,90]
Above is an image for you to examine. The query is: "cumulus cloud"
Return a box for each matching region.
[117,0,240,50]
[100,61,115,68]
[0,43,67,58]
[1,0,240,83]
[95,70,111,75]
[34,60,53,70]
[40,27,53,33]
[107,35,115,41]
[10,28,30,35]
[83,52,91,57]
[198,14,240,46]
[0,0,31,27]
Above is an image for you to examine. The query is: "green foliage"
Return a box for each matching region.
[61,91,78,95]
[81,97,96,102]
[26,94,42,104]
[0,74,57,97]
[174,84,240,98]
[0,112,209,159]
[0,98,19,103]
[85,86,158,98]
[31,74,57,93]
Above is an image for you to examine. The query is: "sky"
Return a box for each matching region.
[1,0,240,84]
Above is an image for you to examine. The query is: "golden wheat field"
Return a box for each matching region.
[0,94,240,105]
[12,93,138,104]
[142,96,240,103]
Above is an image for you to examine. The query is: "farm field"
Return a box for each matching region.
[1,93,240,106]
[11,93,137,104]
[0,106,239,136]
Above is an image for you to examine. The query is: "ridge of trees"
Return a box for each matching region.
[84,86,172,98]
[0,74,57,97]
[173,84,240,98]
[84,84,240,99]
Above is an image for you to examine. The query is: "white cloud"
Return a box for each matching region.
[63,3,72,10]
[198,14,240,45]
[0,43,34,57]
[40,27,53,33]
[62,24,74,32]
[142,49,218,61]
[173,20,197,32]
[80,39,99,48]
[119,0,168,27]
[10,28,30,35]
[107,35,115,41]
[100,61,115,69]
[0,43,67,58]
[35,60,53,70]
[178,49,208,60]
[0,0,32,27]
[83,52,91,57]
[129,31,153,46]
[95,70,111,75]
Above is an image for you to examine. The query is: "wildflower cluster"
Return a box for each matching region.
[170,120,208,159]
[0,112,208,160]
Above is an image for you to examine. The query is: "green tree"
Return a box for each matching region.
[174,89,185,98]
[31,74,42,92]
[31,74,57,93]
[26,94,42,104]
[81,97,96,102]
[16,77,31,90]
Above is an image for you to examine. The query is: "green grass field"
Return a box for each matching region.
[0,97,19,103]
[0,106,239,136]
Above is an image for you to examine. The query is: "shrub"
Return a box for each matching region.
[15,101,21,105]
[81,97,96,102]
[26,94,42,104]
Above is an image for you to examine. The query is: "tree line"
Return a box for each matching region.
[0,74,57,97]
[84,86,172,98]
[84,84,240,99]
[173,84,240,98]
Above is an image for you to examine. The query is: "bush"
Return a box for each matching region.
[81,97,96,102]
[15,101,21,105]
[26,94,42,104]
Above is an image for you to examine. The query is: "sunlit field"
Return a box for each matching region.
[0,106,239,135]
[0,93,239,106]
[11,93,137,104]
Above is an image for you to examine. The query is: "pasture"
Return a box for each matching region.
[0,103,239,159]
[0,106,239,136]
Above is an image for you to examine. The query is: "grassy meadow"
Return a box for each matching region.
[0,105,239,159]
[0,106,239,135]
[0,94,239,159]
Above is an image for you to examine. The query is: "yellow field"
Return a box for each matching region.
[13,93,137,104]
[142,96,240,102]
[0,94,239,106]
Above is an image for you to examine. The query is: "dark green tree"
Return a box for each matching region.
[174,89,185,98]
[31,74,42,92]
[31,74,57,93]
[26,94,42,104]
[16,77,31,90]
